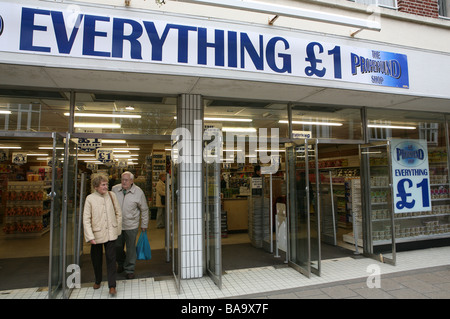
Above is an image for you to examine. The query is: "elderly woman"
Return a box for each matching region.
[83,173,122,296]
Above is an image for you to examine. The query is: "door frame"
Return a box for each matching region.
[204,156,222,289]
[360,141,396,266]
[285,138,321,278]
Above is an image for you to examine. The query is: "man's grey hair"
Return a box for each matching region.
[122,171,134,181]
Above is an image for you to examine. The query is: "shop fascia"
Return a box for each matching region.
[172,121,280,174]
[3,2,408,88]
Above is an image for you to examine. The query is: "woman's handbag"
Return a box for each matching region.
[136,232,152,260]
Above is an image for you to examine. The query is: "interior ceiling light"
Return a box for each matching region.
[279,120,343,126]
[113,147,140,151]
[39,146,64,150]
[368,124,416,130]
[0,146,21,149]
[101,139,127,144]
[74,123,121,128]
[114,154,139,158]
[26,153,49,156]
[222,127,257,132]
[205,117,252,122]
[64,112,141,119]
[0,110,12,114]
[174,116,252,122]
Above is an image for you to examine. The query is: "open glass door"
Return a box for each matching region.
[286,139,321,277]
[48,133,64,298]
[48,133,78,298]
[61,133,78,298]
[360,142,396,265]
[170,145,181,293]
[205,157,222,289]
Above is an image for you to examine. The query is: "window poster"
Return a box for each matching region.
[391,139,431,214]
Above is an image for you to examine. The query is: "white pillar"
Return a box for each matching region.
[177,94,203,279]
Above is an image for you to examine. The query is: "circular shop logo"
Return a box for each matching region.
[394,141,427,167]
[0,16,3,36]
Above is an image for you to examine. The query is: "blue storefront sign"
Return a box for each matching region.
[391,139,431,214]
[0,2,409,89]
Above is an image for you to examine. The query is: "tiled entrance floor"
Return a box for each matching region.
[2,246,450,299]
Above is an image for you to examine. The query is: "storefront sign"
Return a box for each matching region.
[0,2,409,89]
[391,139,431,214]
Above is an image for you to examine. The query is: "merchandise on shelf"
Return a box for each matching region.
[2,181,50,237]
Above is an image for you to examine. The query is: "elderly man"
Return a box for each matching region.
[112,171,149,279]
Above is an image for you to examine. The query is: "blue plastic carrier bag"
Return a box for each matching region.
[136,232,152,260]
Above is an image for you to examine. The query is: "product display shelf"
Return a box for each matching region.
[2,180,51,238]
[342,178,363,248]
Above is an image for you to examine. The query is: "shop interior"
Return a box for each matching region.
[1,91,448,290]
[0,137,362,290]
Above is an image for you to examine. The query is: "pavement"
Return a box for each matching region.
[2,245,450,302]
[236,264,450,299]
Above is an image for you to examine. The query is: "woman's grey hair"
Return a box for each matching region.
[91,173,109,190]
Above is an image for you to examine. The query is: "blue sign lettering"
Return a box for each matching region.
[11,5,409,88]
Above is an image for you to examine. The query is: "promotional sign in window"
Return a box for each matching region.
[12,153,27,165]
[78,138,101,152]
[96,148,114,164]
[391,139,431,214]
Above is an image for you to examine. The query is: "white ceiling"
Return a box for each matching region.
[0,63,449,114]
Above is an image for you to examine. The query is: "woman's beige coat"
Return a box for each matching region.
[83,191,122,244]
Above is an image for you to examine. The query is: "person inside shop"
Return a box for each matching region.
[156,173,166,229]
[221,174,227,190]
[83,173,122,296]
[109,173,118,190]
[112,171,149,280]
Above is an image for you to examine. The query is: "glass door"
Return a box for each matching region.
[170,147,181,294]
[48,133,78,299]
[61,133,78,298]
[48,133,65,299]
[360,142,396,265]
[286,139,321,277]
[205,158,222,289]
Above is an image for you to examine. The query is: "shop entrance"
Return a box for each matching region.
[73,135,174,285]
[0,133,175,293]
[285,139,367,277]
